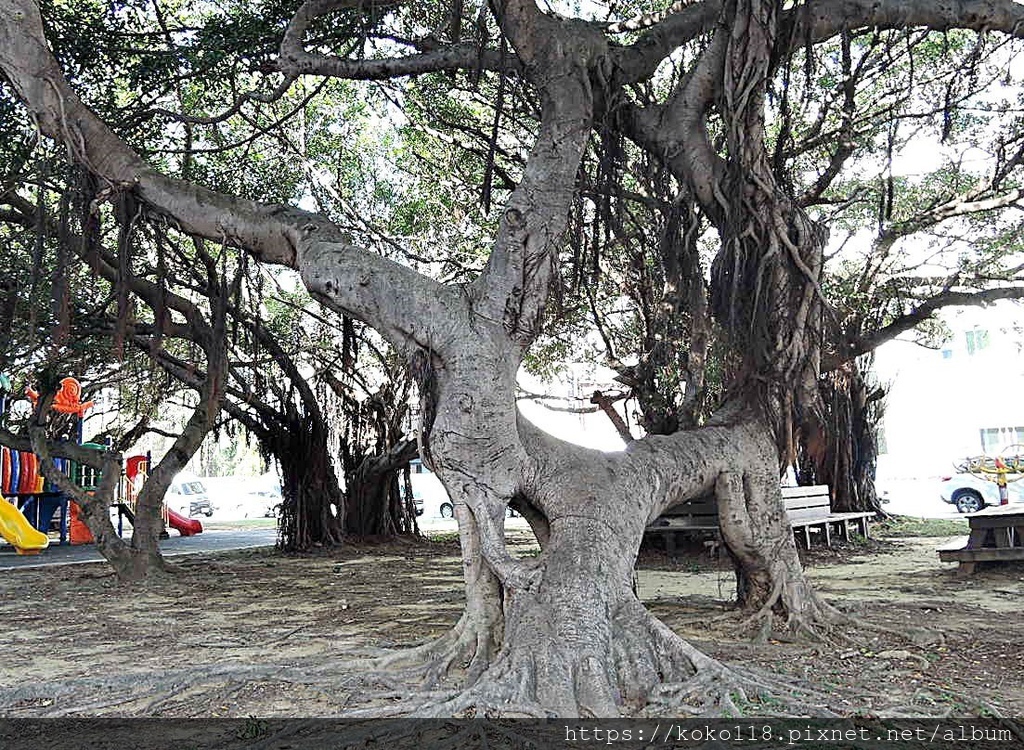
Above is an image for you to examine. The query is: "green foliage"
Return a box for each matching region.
[3,0,1024,463]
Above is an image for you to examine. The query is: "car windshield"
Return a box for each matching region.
[181,481,205,495]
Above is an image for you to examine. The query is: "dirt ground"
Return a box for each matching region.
[0,522,1022,718]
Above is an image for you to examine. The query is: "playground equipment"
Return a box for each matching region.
[958,445,1024,507]
[0,375,203,554]
[0,495,49,554]
[25,377,95,418]
[121,455,201,537]
[0,377,94,549]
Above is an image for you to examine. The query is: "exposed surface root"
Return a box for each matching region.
[346,597,840,718]
[738,568,852,644]
[633,601,833,717]
[337,610,497,690]
[647,660,835,717]
[0,663,321,716]
[741,593,941,651]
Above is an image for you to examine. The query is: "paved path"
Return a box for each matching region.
[0,528,277,570]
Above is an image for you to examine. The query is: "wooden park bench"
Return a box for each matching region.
[646,484,874,554]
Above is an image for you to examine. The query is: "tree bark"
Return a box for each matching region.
[25,394,167,582]
[268,411,346,551]
[397,380,834,713]
[26,417,148,579]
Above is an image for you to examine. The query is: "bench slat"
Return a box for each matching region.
[781,485,830,499]
[827,511,874,521]
[787,515,841,530]
[784,497,831,511]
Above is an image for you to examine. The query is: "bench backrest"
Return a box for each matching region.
[660,499,719,527]
[781,485,831,513]
[659,485,832,525]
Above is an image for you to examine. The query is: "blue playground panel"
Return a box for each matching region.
[18,495,66,534]
[10,449,19,496]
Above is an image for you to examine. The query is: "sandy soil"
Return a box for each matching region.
[0,526,1021,718]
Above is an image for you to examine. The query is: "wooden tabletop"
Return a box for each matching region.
[970,503,1024,518]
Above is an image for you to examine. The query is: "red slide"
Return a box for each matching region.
[165,506,203,536]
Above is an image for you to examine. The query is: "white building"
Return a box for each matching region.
[874,301,1024,479]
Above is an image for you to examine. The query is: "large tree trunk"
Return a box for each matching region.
[274,416,346,551]
[0,0,843,713]
[344,439,418,537]
[27,427,156,581]
[798,361,886,514]
[708,419,837,630]
[381,325,833,713]
[25,401,177,583]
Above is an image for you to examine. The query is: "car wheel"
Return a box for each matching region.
[953,490,984,514]
[204,510,213,517]
[440,503,454,519]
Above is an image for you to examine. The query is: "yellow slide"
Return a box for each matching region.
[0,496,49,554]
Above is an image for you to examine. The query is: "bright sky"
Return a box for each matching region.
[516,363,631,451]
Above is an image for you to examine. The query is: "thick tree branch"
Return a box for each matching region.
[590,390,634,444]
[282,28,514,80]
[468,5,601,347]
[612,1,721,85]
[613,0,1024,86]
[0,0,450,352]
[278,0,523,83]
[881,188,1024,245]
[828,285,1024,368]
[0,426,119,468]
[795,0,1024,44]
[616,31,729,222]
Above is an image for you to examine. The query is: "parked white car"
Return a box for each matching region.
[240,488,281,518]
[939,472,1024,513]
[411,470,451,518]
[166,474,213,517]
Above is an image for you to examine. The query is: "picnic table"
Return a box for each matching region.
[938,503,1024,576]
